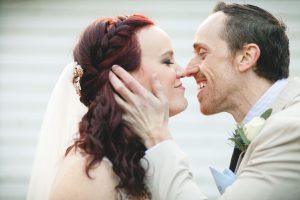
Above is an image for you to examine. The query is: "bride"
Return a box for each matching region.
[27,14,188,200]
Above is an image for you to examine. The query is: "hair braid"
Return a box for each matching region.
[70,14,154,199]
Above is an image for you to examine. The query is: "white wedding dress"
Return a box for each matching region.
[27,63,129,200]
[27,63,87,199]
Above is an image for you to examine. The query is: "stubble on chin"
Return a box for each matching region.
[199,98,219,116]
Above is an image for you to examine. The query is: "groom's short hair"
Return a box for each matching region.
[213,2,290,82]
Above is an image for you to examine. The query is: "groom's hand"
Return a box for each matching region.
[109,65,172,148]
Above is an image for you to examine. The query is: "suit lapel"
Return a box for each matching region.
[270,77,300,114]
[229,77,300,172]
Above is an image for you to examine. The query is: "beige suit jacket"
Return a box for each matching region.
[144,77,300,200]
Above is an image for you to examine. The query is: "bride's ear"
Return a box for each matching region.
[235,43,260,72]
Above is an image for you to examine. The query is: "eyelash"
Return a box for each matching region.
[163,59,174,66]
[199,52,206,59]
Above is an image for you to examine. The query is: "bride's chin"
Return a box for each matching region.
[169,99,188,117]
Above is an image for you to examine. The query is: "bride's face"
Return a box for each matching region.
[132,26,188,117]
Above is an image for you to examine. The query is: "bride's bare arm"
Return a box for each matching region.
[49,151,118,200]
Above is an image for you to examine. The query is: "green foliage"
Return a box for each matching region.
[260,108,272,120]
[228,108,272,152]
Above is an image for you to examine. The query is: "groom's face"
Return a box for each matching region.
[189,12,240,115]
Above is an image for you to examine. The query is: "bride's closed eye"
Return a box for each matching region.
[162,58,174,66]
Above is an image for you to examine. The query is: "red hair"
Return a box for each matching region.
[69,14,154,198]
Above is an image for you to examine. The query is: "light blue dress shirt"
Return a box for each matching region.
[211,79,288,194]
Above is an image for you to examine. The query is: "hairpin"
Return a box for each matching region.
[72,62,83,96]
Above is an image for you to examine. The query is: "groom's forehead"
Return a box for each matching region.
[195,13,227,40]
[199,12,226,29]
[193,17,227,47]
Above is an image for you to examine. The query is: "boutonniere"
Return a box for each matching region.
[229,108,272,152]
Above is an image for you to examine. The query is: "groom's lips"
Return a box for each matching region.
[197,79,207,88]
[196,78,207,99]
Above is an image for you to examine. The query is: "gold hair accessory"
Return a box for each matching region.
[72,62,83,96]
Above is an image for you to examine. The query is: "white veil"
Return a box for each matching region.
[27,63,87,200]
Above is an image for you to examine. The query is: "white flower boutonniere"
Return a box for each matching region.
[229,108,272,152]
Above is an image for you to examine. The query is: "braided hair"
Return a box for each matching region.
[69,14,154,199]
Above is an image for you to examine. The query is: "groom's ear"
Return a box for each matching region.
[235,43,260,72]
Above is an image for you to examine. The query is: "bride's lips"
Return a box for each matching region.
[174,83,185,90]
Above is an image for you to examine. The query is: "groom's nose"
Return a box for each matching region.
[187,57,201,76]
[187,57,199,68]
[176,57,201,79]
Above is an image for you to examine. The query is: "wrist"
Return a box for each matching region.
[144,130,172,149]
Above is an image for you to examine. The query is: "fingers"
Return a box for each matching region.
[114,94,136,128]
[109,71,135,103]
[111,65,147,95]
[110,65,167,108]
[113,93,127,109]
[151,74,168,105]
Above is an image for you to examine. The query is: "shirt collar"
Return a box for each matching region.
[243,79,288,124]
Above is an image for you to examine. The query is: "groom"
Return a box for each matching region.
[109,2,300,200]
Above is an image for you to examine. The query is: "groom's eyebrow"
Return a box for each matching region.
[193,43,208,52]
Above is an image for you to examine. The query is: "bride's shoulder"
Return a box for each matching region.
[49,148,119,200]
